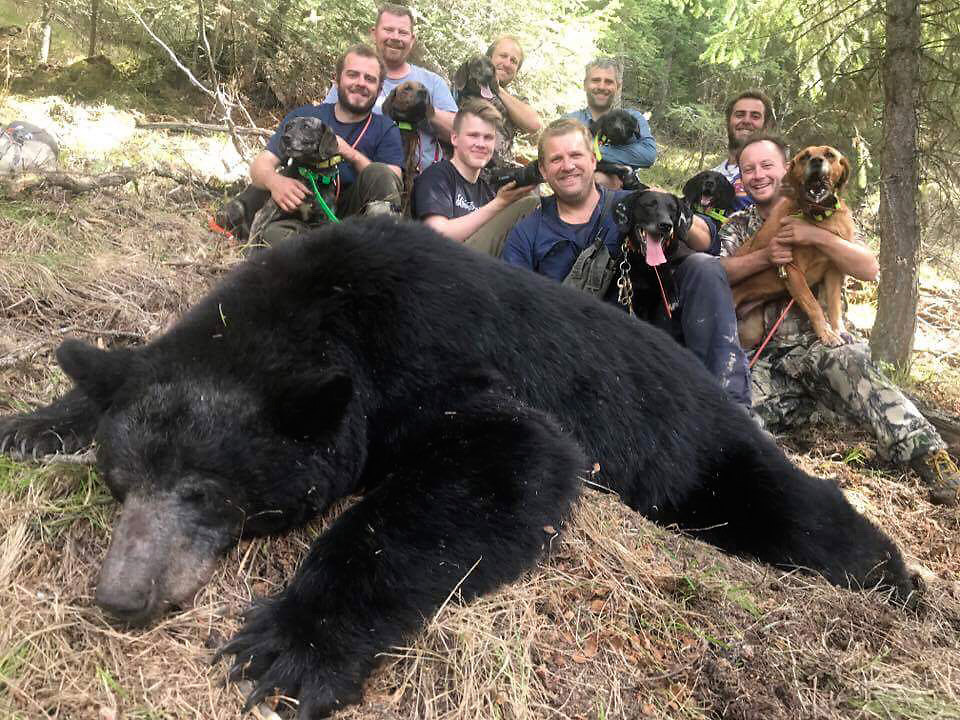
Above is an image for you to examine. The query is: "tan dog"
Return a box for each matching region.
[732,145,854,348]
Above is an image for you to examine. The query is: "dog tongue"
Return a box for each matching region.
[646,235,667,266]
[480,85,494,99]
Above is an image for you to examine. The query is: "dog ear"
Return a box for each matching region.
[453,61,469,92]
[613,190,642,236]
[716,176,736,214]
[673,197,694,245]
[835,154,851,193]
[681,174,699,206]
[319,124,341,158]
[423,97,435,120]
[382,89,397,119]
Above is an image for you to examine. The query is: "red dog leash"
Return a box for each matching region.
[748,298,794,369]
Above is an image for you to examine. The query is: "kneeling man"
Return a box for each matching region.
[413,98,537,256]
[250,44,404,244]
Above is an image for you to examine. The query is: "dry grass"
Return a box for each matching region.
[1,94,960,719]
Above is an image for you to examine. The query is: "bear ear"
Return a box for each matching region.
[56,339,131,409]
[268,368,354,441]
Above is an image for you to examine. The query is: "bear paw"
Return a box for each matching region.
[218,598,364,719]
[0,414,87,459]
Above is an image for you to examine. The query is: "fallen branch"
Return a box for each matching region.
[0,169,138,195]
[135,120,271,138]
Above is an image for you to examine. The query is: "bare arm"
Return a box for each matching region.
[685,216,713,252]
[336,138,402,180]
[250,150,308,213]
[423,183,532,242]
[779,216,879,281]
[497,89,541,134]
[431,111,455,143]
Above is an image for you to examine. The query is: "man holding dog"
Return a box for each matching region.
[713,90,776,212]
[564,58,657,188]
[719,135,960,505]
[412,99,537,256]
[325,4,457,174]
[502,118,752,408]
[249,44,404,244]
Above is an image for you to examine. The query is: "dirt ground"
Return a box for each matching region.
[1,94,959,719]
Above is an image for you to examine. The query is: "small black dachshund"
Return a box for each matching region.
[247,116,342,243]
[383,80,435,211]
[612,189,694,321]
[682,170,737,221]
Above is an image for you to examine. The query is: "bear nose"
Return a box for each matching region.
[95,584,153,624]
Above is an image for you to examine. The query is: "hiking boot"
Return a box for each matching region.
[911,449,960,506]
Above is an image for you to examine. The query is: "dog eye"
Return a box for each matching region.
[824,150,835,160]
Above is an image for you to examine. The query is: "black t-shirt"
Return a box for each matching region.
[412,158,495,220]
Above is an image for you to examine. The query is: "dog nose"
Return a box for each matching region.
[657,222,672,235]
[810,156,824,167]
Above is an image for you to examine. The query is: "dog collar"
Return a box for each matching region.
[314,154,343,169]
[592,134,603,161]
[695,206,729,224]
[794,198,840,222]
[395,121,414,131]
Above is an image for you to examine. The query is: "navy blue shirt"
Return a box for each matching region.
[266,103,403,190]
[502,187,632,281]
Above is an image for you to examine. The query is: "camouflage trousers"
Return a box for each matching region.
[751,332,945,465]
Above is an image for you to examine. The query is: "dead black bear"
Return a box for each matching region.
[0,217,913,718]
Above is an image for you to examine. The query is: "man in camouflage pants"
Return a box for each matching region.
[718,134,959,505]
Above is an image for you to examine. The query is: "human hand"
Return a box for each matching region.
[767,231,793,266]
[268,175,309,213]
[495,180,537,206]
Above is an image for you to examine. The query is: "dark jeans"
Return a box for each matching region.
[654,253,751,407]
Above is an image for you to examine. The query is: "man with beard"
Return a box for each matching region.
[325,4,457,175]
[502,119,751,409]
[564,58,657,188]
[249,44,403,244]
[712,90,776,212]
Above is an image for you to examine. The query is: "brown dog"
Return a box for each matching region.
[382,81,434,211]
[732,145,854,348]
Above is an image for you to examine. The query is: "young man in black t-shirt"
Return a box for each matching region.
[412,99,537,256]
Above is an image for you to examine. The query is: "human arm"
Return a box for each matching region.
[249,150,308,213]
[685,215,716,253]
[340,122,403,180]
[423,183,533,243]
[497,88,541,134]
[427,78,458,143]
[776,216,879,281]
[598,110,657,169]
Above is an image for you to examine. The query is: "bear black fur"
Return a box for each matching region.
[0,217,913,718]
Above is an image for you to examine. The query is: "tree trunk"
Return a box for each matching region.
[39,0,53,64]
[871,0,922,371]
[89,0,99,56]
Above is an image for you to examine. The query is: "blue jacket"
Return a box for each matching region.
[565,108,657,169]
[502,187,632,281]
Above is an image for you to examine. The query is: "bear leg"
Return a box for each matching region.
[220,396,584,718]
[657,432,916,603]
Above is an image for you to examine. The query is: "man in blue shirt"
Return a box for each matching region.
[249,44,404,245]
[711,90,776,212]
[325,4,458,174]
[565,58,657,189]
[503,118,751,407]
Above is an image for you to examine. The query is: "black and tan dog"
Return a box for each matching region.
[245,116,342,245]
[613,189,694,321]
[731,145,854,348]
[682,170,737,222]
[383,80,434,212]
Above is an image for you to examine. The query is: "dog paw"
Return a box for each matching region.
[218,598,364,719]
[818,329,845,347]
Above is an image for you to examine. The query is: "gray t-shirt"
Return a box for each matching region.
[325,64,457,172]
